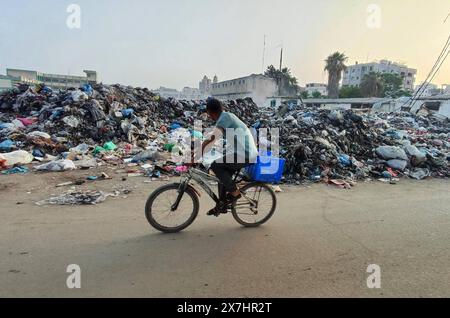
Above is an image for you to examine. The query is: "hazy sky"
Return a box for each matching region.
[1,0,449,89]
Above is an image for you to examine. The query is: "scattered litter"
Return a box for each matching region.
[36,190,107,205]
[34,159,76,172]
[0,150,34,166]
[1,166,29,175]
[272,185,283,193]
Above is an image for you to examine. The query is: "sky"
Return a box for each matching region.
[1,0,450,90]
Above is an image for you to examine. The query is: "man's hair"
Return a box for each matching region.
[206,98,223,114]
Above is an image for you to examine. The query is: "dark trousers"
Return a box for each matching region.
[210,156,251,197]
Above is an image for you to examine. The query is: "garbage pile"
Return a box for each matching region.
[0,83,448,186]
[267,105,449,184]
[0,83,259,149]
[0,83,259,174]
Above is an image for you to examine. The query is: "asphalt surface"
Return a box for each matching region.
[1,171,449,298]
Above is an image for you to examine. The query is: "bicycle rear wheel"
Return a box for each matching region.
[145,183,199,233]
[231,182,277,227]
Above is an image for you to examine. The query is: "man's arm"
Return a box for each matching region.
[189,127,224,165]
[201,127,223,154]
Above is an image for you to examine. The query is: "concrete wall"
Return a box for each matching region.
[438,101,450,118]
[264,97,301,109]
[0,78,12,92]
[7,69,37,81]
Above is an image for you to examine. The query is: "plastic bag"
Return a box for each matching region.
[34,159,76,172]
[0,150,34,166]
[376,146,408,161]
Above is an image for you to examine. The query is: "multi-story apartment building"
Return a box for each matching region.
[342,60,416,91]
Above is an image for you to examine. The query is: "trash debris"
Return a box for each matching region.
[36,190,107,205]
[0,150,34,166]
[376,146,408,161]
[0,83,447,187]
[272,185,283,193]
[409,168,431,180]
[0,139,15,151]
[73,158,97,169]
[34,159,76,172]
[1,166,29,175]
[56,180,85,187]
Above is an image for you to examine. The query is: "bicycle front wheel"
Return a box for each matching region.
[231,182,277,227]
[145,183,199,233]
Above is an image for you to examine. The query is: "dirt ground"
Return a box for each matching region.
[0,166,449,298]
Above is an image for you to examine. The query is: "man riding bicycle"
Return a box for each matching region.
[197,98,258,215]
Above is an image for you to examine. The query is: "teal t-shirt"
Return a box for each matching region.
[215,112,258,162]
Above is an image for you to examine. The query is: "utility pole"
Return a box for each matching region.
[262,35,266,74]
[279,47,283,71]
[278,47,283,96]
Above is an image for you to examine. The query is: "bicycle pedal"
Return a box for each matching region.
[207,208,223,217]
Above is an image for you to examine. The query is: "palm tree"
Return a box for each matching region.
[360,72,384,97]
[325,52,348,98]
[265,65,299,96]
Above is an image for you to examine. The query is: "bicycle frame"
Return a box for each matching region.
[170,167,257,212]
[184,168,221,203]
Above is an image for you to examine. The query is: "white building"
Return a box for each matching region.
[180,87,203,100]
[152,86,205,100]
[211,74,278,106]
[6,68,97,90]
[199,75,213,96]
[152,87,180,99]
[443,84,450,95]
[342,60,416,91]
[305,83,328,97]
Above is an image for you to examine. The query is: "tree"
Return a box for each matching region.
[396,89,413,97]
[380,73,409,98]
[324,52,348,98]
[339,85,363,98]
[312,91,323,98]
[359,72,412,98]
[265,65,299,96]
[300,91,309,99]
[360,72,384,97]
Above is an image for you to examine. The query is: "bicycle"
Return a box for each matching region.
[145,165,277,233]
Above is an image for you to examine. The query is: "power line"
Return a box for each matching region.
[412,35,450,99]
[414,49,450,101]
[403,33,450,107]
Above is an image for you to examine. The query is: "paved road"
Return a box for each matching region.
[1,171,449,297]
